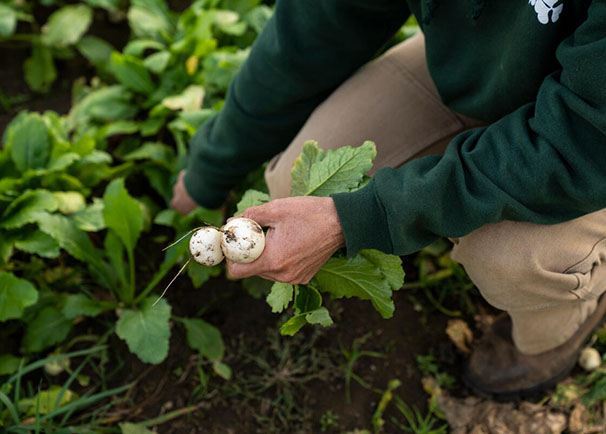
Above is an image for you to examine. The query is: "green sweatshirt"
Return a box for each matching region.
[185,0,606,256]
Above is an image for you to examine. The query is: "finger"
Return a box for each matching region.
[225,256,266,280]
[238,201,282,227]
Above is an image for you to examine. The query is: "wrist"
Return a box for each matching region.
[326,197,346,250]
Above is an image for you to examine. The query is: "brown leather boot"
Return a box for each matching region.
[463,295,606,400]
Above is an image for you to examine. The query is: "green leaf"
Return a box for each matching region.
[359,249,404,291]
[187,263,221,288]
[82,0,120,12]
[0,4,17,37]
[242,276,273,299]
[0,272,39,322]
[123,39,165,57]
[77,35,114,66]
[143,166,173,203]
[305,307,333,327]
[100,120,140,137]
[245,5,272,34]
[0,231,16,265]
[24,44,57,92]
[37,213,104,271]
[62,294,103,319]
[127,0,176,40]
[9,113,51,172]
[110,52,155,95]
[202,49,249,92]
[280,315,307,336]
[236,189,269,215]
[0,190,58,229]
[122,142,175,167]
[313,255,396,319]
[212,360,232,380]
[0,355,25,376]
[140,117,165,137]
[47,153,79,171]
[42,5,93,47]
[68,85,138,126]
[23,307,72,352]
[266,282,293,313]
[290,141,376,197]
[290,141,324,197]
[162,85,205,112]
[293,285,322,314]
[102,178,144,254]
[53,191,86,214]
[70,198,105,232]
[14,230,60,258]
[224,0,260,15]
[116,298,171,364]
[120,423,155,434]
[104,231,127,291]
[181,318,225,361]
[143,50,171,74]
[280,306,333,336]
[21,386,78,416]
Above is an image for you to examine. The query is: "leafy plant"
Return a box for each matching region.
[390,395,448,434]
[0,1,97,92]
[238,140,406,335]
[416,353,455,390]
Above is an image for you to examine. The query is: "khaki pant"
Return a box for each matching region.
[264,32,606,355]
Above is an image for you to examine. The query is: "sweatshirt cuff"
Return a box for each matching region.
[331,180,393,257]
[183,167,230,209]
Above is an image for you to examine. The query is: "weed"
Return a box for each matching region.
[340,332,386,403]
[222,324,338,433]
[320,409,340,432]
[416,353,455,390]
[390,395,448,434]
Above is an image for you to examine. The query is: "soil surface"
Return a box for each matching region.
[106,270,459,434]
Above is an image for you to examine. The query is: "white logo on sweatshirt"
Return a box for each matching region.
[529,0,563,24]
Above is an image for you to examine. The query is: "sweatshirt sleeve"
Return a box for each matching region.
[184,0,411,208]
[333,1,606,256]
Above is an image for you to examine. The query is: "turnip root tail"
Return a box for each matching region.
[152,257,192,306]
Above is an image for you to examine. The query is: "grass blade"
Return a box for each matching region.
[5,346,107,387]
[0,390,21,425]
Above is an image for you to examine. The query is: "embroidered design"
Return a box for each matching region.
[529,0,564,24]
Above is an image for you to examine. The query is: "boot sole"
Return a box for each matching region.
[461,349,579,402]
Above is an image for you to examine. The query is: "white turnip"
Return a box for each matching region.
[153,217,265,306]
[189,227,224,266]
[221,217,265,263]
[579,347,601,371]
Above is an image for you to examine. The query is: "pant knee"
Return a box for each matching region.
[450,218,606,312]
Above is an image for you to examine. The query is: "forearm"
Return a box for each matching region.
[185,0,411,208]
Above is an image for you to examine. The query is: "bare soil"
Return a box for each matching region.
[106,271,459,433]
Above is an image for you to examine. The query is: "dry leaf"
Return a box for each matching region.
[437,391,567,434]
[446,319,474,354]
[568,402,588,433]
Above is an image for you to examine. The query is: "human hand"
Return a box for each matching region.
[170,170,199,216]
[225,196,346,284]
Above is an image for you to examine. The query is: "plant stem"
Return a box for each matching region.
[133,254,180,305]
[127,250,135,305]
[423,287,461,317]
